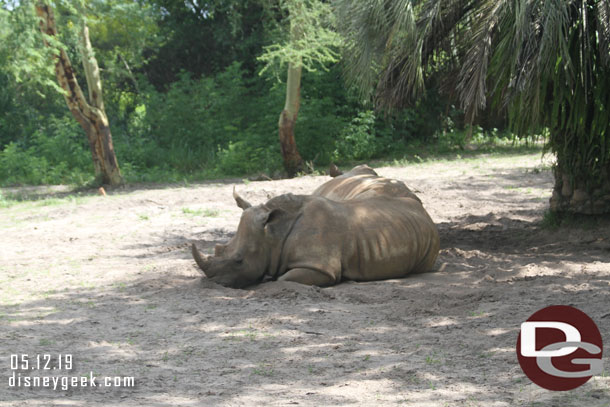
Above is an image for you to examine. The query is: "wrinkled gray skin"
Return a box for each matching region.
[192,166,439,288]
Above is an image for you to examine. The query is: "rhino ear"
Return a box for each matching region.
[264,208,284,225]
[253,207,283,227]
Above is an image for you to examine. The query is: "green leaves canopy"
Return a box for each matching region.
[258,0,343,75]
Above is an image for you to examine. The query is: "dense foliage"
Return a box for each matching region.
[1,0,514,187]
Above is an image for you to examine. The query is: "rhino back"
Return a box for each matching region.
[314,174,421,202]
[279,196,439,283]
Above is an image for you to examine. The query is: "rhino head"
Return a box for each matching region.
[192,190,303,288]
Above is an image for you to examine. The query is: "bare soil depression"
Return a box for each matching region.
[1,152,609,406]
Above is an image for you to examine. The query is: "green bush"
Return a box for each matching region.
[0,116,91,186]
[333,110,378,161]
[131,63,273,174]
[216,140,281,175]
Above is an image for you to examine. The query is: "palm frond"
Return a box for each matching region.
[597,0,610,66]
[457,0,508,123]
[335,0,477,108]
[335,0,413,98]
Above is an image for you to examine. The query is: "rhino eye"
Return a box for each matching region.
[234,256,243,264]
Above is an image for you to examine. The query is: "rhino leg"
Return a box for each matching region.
[277,268,337,287]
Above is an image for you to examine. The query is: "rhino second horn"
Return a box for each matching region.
[233,187,252,210]
[215,243,227,256]
[192,244,213,276]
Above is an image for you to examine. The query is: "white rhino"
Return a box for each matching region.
[192,165,439,288]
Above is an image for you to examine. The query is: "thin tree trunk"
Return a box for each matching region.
[278,2,305,177]
[279,62,304,176]
[36,2,122,186]
[117,52,140,94]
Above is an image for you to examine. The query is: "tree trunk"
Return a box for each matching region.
[279,63,304,177]
[36,3,122,186]
[278,2,306,178]
[550,160,610,215]
[549,128,610,215]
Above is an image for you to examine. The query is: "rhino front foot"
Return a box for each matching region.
[277,268,336,287]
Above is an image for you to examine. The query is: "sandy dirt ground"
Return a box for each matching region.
[1,151,609,406]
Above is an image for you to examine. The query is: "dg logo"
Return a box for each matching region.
[516,305,604,391]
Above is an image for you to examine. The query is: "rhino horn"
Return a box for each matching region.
[233,187,252,210]
[192,244,213,276]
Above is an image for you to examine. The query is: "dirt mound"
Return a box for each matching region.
[248,280,334,301]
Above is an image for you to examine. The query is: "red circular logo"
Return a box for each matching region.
[516,305,603,391]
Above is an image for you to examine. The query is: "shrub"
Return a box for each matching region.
[0,116,91,186]
[333,110,377,161]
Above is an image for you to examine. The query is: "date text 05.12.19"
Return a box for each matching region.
[10,354,73,371]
